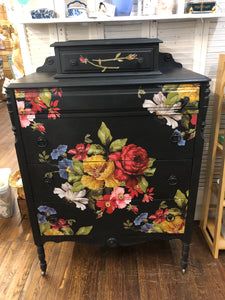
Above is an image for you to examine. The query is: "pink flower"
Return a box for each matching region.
[191,114,197,126]
[142,187,154,203]
[79,56,88,64]
[68,143,90,160]
[48,100,60,119]
[17,101,35,128]
[110,187,132,209]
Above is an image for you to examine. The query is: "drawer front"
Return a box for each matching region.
[20,112,198,163]
[59,48,156,73]
[35,194,187,244]
[14,83,200,114]
[28,159,191,210]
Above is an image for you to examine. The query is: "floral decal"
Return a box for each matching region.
[37,205,93,236]
[79,53,138,72]
[15,88,62,134]
[124,189,188,234]
[37,205,75,236]
[138,84,199,146]
[39,122,156,218]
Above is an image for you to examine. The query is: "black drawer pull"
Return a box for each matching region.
[44,176,52,184]
[168,175,178,186]
[170,131,182,143]
[106,238,118,248]
[138,57,144,64]
[70,59,78,66]
[37,137,48,148]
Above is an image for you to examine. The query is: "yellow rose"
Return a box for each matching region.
[177,84,200,103]
[160,216,185,234]
[81,155,119,190]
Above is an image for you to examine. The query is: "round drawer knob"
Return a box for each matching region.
[44,176,52,184]
[138,57,144,64]
[37,137,48,148]
[70,59,78,66]
[170,131,182,143]
[106,238,118,248]
[168,175,178,186]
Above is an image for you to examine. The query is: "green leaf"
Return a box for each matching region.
[164,92,180,106]
[115,52,121,58]
[162,84,179,92]
[138,176,149,193]
[88,198,96,210]
[159,201,168,209]
[144,167,156,177]
[68,174,82,183]
[75,226,93,236]
[97,122,112,145]
[123,220,133,229]
[62,227,74,235]
[72,160,84,175]
[72,181,85,192]
[181,114,191,129]
[109,138,127,152]
[88,144,105,155]
[67,219,76,226]
[88,189,103,200]
[152,224,164,233]
[84,134,93,144]
[39,89,52,107]
[174,189,188,208]
[168,208,182,216]
[39,222,51,235]
[39,159,45,163]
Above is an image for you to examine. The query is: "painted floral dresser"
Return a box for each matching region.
[6,39,210,275]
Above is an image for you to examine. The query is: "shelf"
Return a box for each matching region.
[207,219,225,249]
[18,13,224,25]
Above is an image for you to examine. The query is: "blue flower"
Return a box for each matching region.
[174,130,186,147]
[58,158,73,179]
[140,223,154,233]
[38,205,57,216]
[37,213,47,224]
[51,145,68,160]
[134,213,148,226]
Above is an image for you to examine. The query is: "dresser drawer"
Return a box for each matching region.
[52,39,161,77]
[59,48,156,74]
[20,111,198,164]
[14,83,200,114]
[27,160,191,207]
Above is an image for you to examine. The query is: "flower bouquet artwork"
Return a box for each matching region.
[39,122,156,218]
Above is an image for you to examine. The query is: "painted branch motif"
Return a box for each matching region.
[79,53,138,72]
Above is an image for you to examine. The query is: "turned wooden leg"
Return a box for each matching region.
[37,245,47,276]
[180,242,190,274]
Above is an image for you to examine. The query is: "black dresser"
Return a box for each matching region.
[6,38,210,275]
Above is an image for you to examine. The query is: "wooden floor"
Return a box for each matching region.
[1,103,225,300]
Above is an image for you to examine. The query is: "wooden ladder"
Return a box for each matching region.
[200,54,225,258]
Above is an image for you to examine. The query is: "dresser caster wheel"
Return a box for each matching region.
[41,271,46,276]
[106,238,118,248]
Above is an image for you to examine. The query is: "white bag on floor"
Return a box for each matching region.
[0,168,13,218]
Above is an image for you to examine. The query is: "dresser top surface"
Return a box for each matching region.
[8,67,210,89]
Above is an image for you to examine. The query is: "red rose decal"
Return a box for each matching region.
[109,144,149,181]
[68,143,90,160]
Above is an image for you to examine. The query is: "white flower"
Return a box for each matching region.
[54,182,89,211]
[142,92,182,129]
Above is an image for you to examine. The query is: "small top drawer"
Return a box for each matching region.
[52,38,162,78]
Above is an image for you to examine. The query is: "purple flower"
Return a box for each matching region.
[38,205,57,216]
[51,145,68,160]
[37,213,47,223]
[140,223,154,233]
[134,213,148,226]
[58,158,72,179]
[174,130,186,147]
